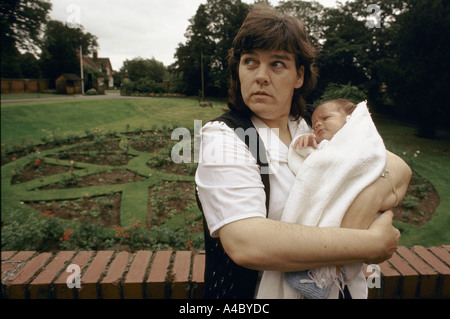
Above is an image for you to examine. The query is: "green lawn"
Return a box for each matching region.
[1,96,224,146]
[374,115,450,246]
[1,96,225,251]
[1,96,449,247]
[0,93,64,100]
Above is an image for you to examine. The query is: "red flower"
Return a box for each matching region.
[44,210,55,218]
[34,159,40,166]
[186,241,195,254]
[60,229,73,241]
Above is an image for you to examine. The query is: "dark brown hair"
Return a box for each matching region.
[227,4,319,119]
[318,98,357,115]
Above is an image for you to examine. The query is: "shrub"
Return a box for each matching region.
[135,77,168,94]
[1,206,204,252]
[63,221,117,250]
[135,77,153,94]
[121,77,168,95]
[40,128,78,146]
[401,195,420,210]
[315,82,367,105]
[86,88,98,95]
[121,80,135,95]
[114,219,153,250]
[1,208,66,251]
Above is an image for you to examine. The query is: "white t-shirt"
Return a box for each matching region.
[195,116,311,237]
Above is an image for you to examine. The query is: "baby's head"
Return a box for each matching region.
[312,98,356,143]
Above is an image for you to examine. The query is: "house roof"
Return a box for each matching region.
[83,56,113,73]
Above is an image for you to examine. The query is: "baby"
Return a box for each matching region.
[284,98,399,299]
[294,98,356,158]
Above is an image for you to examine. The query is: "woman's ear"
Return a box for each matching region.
[295,65,305,89]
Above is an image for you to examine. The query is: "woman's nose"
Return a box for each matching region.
[255,66,270,85]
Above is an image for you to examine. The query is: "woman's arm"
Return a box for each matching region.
[340,151,412,229]
[219,211,400,272]
[383,151,412,208]
[219,151,410,272]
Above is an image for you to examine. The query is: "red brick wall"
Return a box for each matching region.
[1,79,49,94]
[1,246,449,299]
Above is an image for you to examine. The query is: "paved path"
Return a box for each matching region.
[1,93,152,103]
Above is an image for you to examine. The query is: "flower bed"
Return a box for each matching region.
[1,128,202,252]
[1,127,439,252]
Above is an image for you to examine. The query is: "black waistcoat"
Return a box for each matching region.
[196,111,270,299]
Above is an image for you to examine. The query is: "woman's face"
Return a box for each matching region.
[238,49,304,125]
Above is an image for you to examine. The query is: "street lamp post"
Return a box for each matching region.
[80,45,84,95]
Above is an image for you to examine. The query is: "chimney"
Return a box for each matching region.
[93,51,98,61]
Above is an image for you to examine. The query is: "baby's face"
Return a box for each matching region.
[311,102,348,143]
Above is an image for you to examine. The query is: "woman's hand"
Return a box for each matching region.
[364,211,401,264]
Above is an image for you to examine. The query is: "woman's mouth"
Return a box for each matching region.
[253,91,271,97]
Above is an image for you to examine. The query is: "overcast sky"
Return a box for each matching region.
[48,0,340,71]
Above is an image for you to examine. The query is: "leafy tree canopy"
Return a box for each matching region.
[0,0,51,77]
[120,57,166,83]
[0,0,52,54]
[40,20,98,84]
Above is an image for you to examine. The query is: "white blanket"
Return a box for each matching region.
[256,101,386,299]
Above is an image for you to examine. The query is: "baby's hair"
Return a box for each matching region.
[318,98,356,115]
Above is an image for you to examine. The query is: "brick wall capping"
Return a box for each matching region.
[1,246,449,299]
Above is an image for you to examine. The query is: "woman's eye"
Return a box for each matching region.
[272,61,286,69]
[244,57,255,66]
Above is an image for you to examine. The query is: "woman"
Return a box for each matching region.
[195,4,411,299]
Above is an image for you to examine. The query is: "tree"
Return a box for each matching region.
[0,0,51,78]
[276,0,326,47]
[40,20,98,87]
[0,0,51,53]
[309,0,409,106]
[117,57,167,95]
[311,5,369,101]
[173,3,214,96]
[206,0,250,96]
[381,0,450,137]
[172,0,250,97]
[120,57,166,83]
[339,0,408,111]
[19,52,42,78]
[324,0,449,137]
